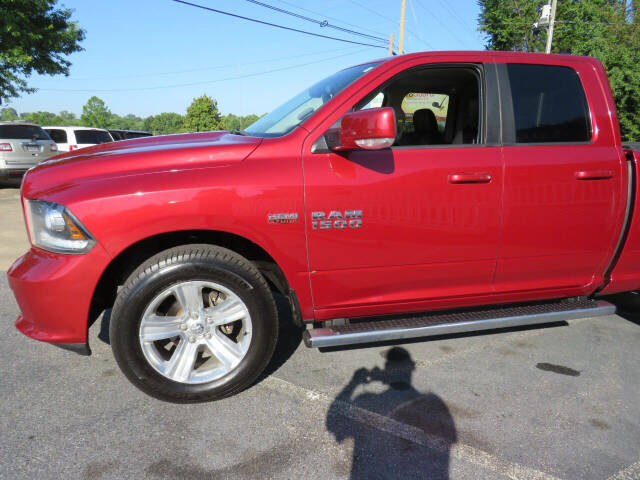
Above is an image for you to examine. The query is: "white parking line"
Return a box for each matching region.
[606,460,640,480]
[264,376,562,480]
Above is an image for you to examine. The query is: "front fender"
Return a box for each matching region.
[36,157,312,318]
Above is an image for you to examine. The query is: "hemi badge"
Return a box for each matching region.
[268,213,299,224]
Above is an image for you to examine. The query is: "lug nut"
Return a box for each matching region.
[180,323,188,331]
[205,333,212,339]
[187,336,196,343]
[206,317,213,324]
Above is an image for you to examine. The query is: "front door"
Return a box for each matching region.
[303,62,504,319]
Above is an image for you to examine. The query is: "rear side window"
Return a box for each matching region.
[74,130,112,144]
[46,129,68,143]
[507,64,591,143]
[109,130,124,141]
[0,125,50,140]
[124,131,152,139]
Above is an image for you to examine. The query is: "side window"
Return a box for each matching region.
[47,129,67,143]
[506,64,591,143]
[352,66,481,147]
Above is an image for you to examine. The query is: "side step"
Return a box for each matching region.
[303,299,616,348]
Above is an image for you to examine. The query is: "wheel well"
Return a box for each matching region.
[88,230,298,330]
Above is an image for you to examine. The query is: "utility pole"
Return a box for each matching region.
[399,0,406,55]
[545,0,558,54]
[388,33,394,56]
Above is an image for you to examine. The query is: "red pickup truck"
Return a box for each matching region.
[8,51,640,402]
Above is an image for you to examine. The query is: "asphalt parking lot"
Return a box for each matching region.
[1,184,639,480]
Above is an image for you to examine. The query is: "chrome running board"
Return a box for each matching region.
[303,299,616,348]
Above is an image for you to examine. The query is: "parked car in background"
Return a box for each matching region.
[43,126,113,152]
[0,122,57,184]
[109,129,153,141]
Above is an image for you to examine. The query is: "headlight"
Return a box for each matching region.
[24,200,96,254]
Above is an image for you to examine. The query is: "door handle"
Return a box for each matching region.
[575,170,614,180]
[448,173,492,184]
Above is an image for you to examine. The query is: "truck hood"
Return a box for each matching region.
[22,131,262,198]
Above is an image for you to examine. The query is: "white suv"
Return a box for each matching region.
[43,126,114,152]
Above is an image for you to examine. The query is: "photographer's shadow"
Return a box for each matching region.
[326,347,455,480]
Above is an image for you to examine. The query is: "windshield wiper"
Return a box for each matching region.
[230,129,251,136]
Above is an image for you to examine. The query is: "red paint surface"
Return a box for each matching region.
[338,107,396,149]
[7,51,639,347]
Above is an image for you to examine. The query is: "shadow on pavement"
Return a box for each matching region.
[0,179,22,189]
[327,347,455,480]
[98,308,112,345]
[252,292,303,385]
[603,292,640,326]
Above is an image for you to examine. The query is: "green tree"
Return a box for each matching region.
[184,94,223,132]
[0,0,85,103]
[222,113,241,131]
[20,110,57,125]
[80,96,112,128]
[58,110,77,124]
[478,0,640,141]
[144,112,185,135]
[0,107,19,121]
[222,113,261,131]
[110,113,144,131]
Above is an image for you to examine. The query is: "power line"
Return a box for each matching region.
[271,0,388,38]
[64,47,365,81]
[349,0,398,25]
[169,0,387,49]
[244,0,387,43]
[406,0,436,49]
[348,0,433,51]
[34,48,377,93]
[414,0,468,48]
[433,0,479,39]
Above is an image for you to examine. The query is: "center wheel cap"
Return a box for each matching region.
[190,322,205,336]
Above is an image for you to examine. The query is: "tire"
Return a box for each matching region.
[109,244,278,403]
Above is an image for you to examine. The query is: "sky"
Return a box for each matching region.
[7,0,485,118]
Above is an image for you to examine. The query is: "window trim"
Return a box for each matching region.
[376,63,487,150]
[498,63,594,147]
[317,63,493,153]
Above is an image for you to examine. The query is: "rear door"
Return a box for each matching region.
[303,58,504,320]
[494,59,626,296]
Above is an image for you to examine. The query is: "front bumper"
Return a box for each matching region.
[7,244,112,347]
[0,168,29,182]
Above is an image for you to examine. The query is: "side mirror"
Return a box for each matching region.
[333,107,396,151]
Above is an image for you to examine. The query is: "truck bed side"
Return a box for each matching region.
[599,148,640,294]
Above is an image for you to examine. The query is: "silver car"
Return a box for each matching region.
[0,122,58,184]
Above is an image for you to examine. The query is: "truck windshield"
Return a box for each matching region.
[244,62,382,138]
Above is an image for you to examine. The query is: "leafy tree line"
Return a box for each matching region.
[0,94,263,135]
[479,0,640,141]
[1,0,84,103]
